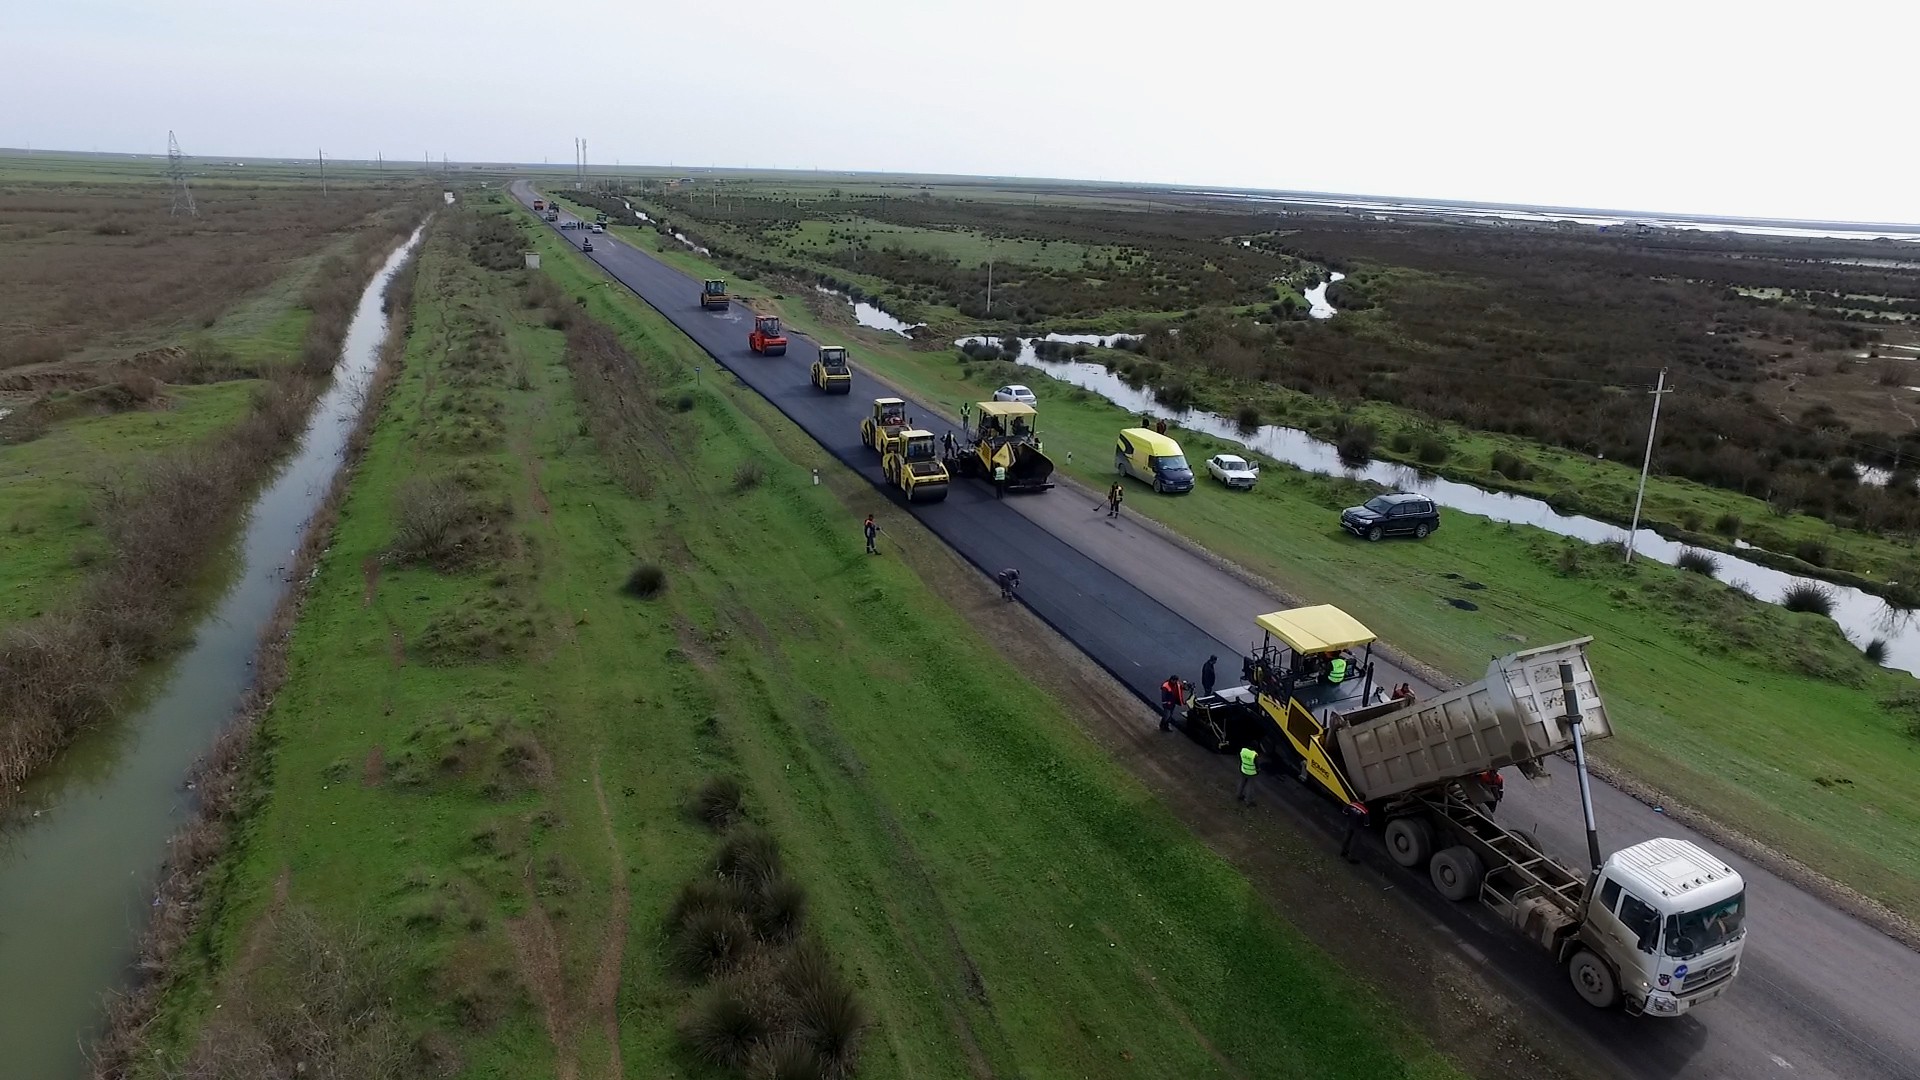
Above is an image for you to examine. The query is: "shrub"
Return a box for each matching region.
[752,1039,827,1080]
[1865,638,1890,666]
[1388,431,1413,453]
[680,980,772,1069]
[752,876,809,945]
[1794,539,1830,567]
[734,459,767,492]
[668,877,753,933]
[1234,404,1262,433]
[623,562,666,599]
[713,826,784,890]
[389,475,471,565]
[1781,581,1835,616]
[1336,426,1376,466]
[694,774,747,829]
[675,392,696,412]
[1714,513,1743,537]
[1676,548,1720,576]
[1678,509,1703,531]
[1415,435,1451,464]
[1152,379,1194,412]
[786,948,867,1076]
[670,907,756,982]
[1490,449,1535,480]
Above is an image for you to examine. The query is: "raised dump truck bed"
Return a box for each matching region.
[1333,638,1610,803]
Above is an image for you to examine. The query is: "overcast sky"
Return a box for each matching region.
[4,0,1914,223]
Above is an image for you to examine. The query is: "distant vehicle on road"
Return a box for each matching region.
[993,384,1037,405]
[581,238,594,252]
[590,223,603,233]
[1206,453,1260,490]
[1340,492,1439,541]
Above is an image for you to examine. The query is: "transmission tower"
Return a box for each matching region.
[166,131,197,217]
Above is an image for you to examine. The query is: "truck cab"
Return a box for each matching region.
[1573,838,1746,1016]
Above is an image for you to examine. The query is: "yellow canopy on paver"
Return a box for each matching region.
[1255,605,1377,655]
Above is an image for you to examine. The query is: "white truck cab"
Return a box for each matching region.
[1578,837,1746,1016]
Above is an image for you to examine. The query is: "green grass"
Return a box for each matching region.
[0,380,261,625]
[607,238,1920,920]
[148,201,1465,1079]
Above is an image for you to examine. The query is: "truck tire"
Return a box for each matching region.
[1384,817,1434,869]
[1429,846,1485,901]
[1567,949,1621,1009]
[1115,454,1127,476]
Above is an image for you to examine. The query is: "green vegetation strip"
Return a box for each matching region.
[600,231,1920,923]
[148,202,1462,1078]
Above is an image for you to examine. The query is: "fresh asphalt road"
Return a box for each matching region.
[518,185,1920,1080]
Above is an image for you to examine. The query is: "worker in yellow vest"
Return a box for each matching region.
[1327,654,1348,685]
[1237,746,1260,805]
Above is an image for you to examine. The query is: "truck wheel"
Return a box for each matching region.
[1115,455,1127,475]
[1429,846,1485,901]
[1366,525,1384,542]
[1384,818,1434,869]
[1567,949,1621,1009]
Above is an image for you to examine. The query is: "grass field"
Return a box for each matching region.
[141,201,1466,1079]
[783,216,1120,270]
[599,226,1920,921]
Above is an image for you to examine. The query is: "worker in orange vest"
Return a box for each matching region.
[1159,675,1186,732]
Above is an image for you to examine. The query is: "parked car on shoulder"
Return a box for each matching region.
[1206,453,1259,490]
[1340,492,1439,541]
[993,384,1038,405]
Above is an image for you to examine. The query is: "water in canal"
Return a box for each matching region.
[0,225,427,1079]
[961,334,1920,676]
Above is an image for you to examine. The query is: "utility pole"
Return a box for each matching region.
[166,131,197,217]
[1624,367,1671,563]
[986,237,995,314]
[318,148,326,194]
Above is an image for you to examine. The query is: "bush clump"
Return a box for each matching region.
[1234,404,1262,433]
[1676,548,1720,576]
[1336,426,1376,466]
[1714,513,1743,537]
[734,459,767,492]
[1794,539,1830,567]
[1415,435,1451,464]
[623,562,667,599]
[1865,638,1890,666]
[694,774,747,829]
[1781,581,1835,616]
[390,475,474,566]
[1490,449,1536,481]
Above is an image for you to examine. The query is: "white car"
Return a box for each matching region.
[1206,453,1260,490]
[993,384,1038,405]
[591,223,604,233]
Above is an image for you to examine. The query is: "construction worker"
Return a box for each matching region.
[942,430,956,459]
[960,401,972,429]
[1237,745,1260,805]
[863,514,878,555]
[1201,654,1218,695]
[996,567,1021,601]
[993,463,1007,498]
[1327,653,1348,685]
[1159,675,1185,732]
[1392,682,1415,702]
[1107,482,1124,518]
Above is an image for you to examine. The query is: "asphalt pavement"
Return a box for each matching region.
[517,184,1920,1080]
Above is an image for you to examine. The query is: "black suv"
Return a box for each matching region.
[1340,492,1440,542]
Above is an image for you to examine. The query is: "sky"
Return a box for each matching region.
[4,0,1915,224]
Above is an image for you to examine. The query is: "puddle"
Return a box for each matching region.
[1305,271,1346,319]
[964,334,1920,676]
[0,224,428,1080]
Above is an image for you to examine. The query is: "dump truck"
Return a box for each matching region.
[883,429,950,503]
[945,400,1055,497]
[1229,605,1747,1017]
[861,398,912,456]
[533,199,546,211]
[545,209,559,223]
[810,346,852,393]
[749,315,788,356]
[699,279,730,310]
